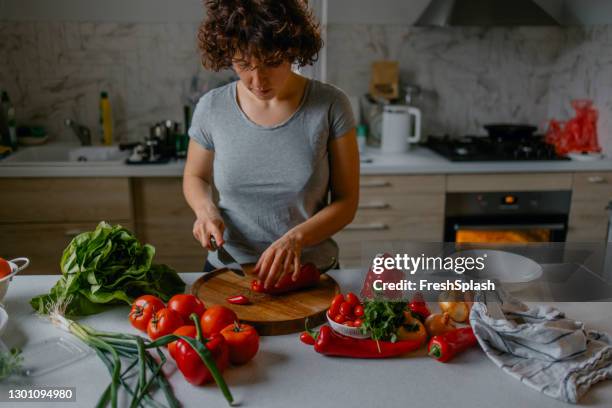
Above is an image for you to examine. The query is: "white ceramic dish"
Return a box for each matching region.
[327,312,371,339]
[0,258,30,303]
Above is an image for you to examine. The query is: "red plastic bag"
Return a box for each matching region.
[546,100,601,155]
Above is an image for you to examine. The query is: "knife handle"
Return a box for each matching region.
[210,236,219,251]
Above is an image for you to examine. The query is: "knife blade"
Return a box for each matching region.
[210,237,245,277]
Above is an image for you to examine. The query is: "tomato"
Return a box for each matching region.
[329,294,344,316]
[174,333,229,385]
[332,313,346,324]
[129,295,166,332]
[200,305,238,337]
[353,318,363,327]
[147,308,183,340]
[345,292,359,307]
[220,322,260,365]
[0,257,12,279]
[353,305,364,318]
[167,294,206,324]
[339,301,353,317]
[168,325,197,360]
[344,321,356,327]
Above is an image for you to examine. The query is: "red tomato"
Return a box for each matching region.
[200,305,238,337]
[0,257,12,279]
[168,325,197,360]
[329,294,344,316]
[339,301,354,317]
[147,308,183,340]
[345,292,359,307]
[344,321,356,327]
[353,305,364,318]
[220,322,260,365]
[129,295,166,332]
[167,294,206,324]
[332,313,346,324]
[353,318,363,327]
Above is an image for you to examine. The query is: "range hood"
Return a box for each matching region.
[414,0,561,27]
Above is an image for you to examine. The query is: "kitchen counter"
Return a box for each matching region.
[1,271,611,407]
[2,145,612,177]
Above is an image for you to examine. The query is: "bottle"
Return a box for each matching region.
[99,91,113,145]
[0,92,17,149]
[357,124,368,153]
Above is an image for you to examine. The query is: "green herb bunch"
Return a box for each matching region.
[360,300,407,342]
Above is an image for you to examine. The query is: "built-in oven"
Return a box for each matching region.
[445,191,572,243]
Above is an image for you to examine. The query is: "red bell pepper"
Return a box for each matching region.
[314,325,422,358]
[408,293,431,321]
[251,259,336,295]
[226,295,250,305]
[428,327,478,363]
[173,314,230,387]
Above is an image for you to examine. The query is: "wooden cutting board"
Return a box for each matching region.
[191,265,339,336]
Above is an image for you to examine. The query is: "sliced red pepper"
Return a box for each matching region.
[428,327,478,363]
[251,262,321,295]
[408,293,431,322]
[226,295,250,305]
[314,325,422,358]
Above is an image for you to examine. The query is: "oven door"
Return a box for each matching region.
[445,215,568,243]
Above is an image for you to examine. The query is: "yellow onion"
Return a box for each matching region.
[424,312,456,337]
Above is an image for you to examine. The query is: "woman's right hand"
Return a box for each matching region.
[193,215,225,250]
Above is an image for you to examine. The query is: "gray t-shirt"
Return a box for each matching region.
[188,78,355,268]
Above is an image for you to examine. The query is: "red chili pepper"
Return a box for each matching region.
[299,331,316,345]
[314,325,422,358]
[427,327,478,363]
[408,293,431,322]
[251,262,321,295]
[226,295,250,305]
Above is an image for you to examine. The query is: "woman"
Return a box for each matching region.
[183,0,359,290]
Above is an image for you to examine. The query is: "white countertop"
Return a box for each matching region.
[1,271,611,407]
[2,145,612,177]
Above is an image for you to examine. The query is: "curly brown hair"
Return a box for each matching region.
[197,0,323,71]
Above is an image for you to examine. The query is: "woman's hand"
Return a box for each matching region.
[192,212,225,251]
[254,231,303,289]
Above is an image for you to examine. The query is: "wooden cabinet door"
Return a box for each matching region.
[132,178,206,272]
[0,221,133,275]
[567,172,612,242]
[335,175,445,267]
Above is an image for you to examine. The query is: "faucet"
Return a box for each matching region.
[64,119,92,146]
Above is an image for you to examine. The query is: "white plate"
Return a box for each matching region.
[450,249,543,284]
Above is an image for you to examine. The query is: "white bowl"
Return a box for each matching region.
[327,312,371,339]
[0,258,30,303]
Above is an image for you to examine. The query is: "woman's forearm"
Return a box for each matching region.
[183,174,219,220]
[287,197,358,248]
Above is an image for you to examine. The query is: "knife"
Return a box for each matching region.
[210,237,245,277]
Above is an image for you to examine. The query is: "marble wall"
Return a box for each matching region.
[327,24,612,154]
[0,21,234,143]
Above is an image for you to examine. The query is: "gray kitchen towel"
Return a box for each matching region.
[470,289,612,403]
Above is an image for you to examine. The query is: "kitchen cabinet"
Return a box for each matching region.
[446,173,573,192]
[567,172,612,242]
[0,178,132,274]
[334,175,445,267]
[132,178,205,272]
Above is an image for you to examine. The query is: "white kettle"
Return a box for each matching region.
[381,105,421,153]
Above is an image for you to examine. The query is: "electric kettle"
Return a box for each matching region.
[381,105,421,153]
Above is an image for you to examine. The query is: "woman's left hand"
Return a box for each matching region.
[253,231,303,289]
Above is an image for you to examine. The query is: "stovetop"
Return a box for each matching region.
[425,135,569,162]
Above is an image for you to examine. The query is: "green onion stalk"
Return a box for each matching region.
[44,297,234,408]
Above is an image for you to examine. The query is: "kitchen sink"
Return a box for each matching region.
[0,143,129,165]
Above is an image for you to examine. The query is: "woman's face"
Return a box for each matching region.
[232,57,293,100]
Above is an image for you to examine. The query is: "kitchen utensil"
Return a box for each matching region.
[381,104,422,153]
[192,265,340,335]
[327,312,371,339]
[0,257,29,303]
[210,237,245,277]
[484,124,538,141]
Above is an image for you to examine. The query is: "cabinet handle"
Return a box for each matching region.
[345,223,389,231]
[64,229,84,237]
[587,176,606,184]
[358,202,390,210]
[360,180,390,188]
